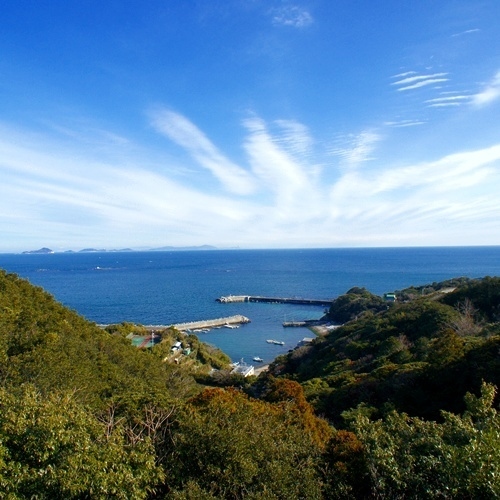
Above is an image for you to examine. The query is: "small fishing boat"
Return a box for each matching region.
[252,356,264,362]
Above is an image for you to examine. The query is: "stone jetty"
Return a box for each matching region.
[172,315,250,332]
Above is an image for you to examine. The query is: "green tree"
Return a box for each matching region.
[164,387,324,499]
[322,430,370,499]
[327,287,387,324]
[0,385,163,499]
[349,382,500,498]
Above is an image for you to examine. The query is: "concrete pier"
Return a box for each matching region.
[217,295,333,306]
[172,315,250,332]
[216,295,250,303]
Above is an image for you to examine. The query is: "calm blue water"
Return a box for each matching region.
[1,247,499,364]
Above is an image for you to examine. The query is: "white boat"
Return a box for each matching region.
[252,356,264,362]
[267,339,285,345]
[224,324,239,329]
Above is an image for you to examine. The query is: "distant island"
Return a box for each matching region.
[21,245,216,254]
[22,247,54,254]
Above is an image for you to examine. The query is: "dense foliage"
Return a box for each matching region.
[1,269,499,498]
[325,286,387,324]
[272,277,500,425]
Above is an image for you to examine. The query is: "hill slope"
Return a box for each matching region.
[267,277,500,424]
[2,269,499,498]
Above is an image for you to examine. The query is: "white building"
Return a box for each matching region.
[231,362,255,377]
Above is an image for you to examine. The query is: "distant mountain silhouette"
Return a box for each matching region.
[22,247,54,254]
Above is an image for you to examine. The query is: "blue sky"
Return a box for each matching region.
[1,0,500,252]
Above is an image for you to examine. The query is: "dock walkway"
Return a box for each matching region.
[217,295,333,306]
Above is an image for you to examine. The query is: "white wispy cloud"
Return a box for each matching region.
[471,71,500,106]
[271,5,313,28]
[327,144,500,244]
[273,119,314,157]
[391,72,450,93]
[392,71,417,78]
[384,120,425,128]
[149,108,256,195]
[392,73,448,86]
[242,116,321,220]
[1,113,500,251]
[425,95,471,107]
[328,130,382,167]
[452,28,480,37]
[0,123,263,250]
[427,102,461,108]
[400,79,449,91]
[370,145,500,194]
[42,121,131,147]
[426,96,469,103]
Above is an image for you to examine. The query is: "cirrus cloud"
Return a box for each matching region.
[149,108,256,195]
[271,5,313,28]
[472,71,500,106]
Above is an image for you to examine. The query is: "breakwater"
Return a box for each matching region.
[171,315,250,332]
[216,295,333,306]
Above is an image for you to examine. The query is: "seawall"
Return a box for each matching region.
[172,315,250,331]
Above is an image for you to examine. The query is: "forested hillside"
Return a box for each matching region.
[1,269,499,498]
[268,277,500,425]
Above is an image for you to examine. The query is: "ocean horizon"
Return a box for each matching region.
[2,246,500,364]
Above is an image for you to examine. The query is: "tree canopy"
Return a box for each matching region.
[1,269,499,498]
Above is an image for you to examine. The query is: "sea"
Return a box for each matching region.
[1,247,500,365]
